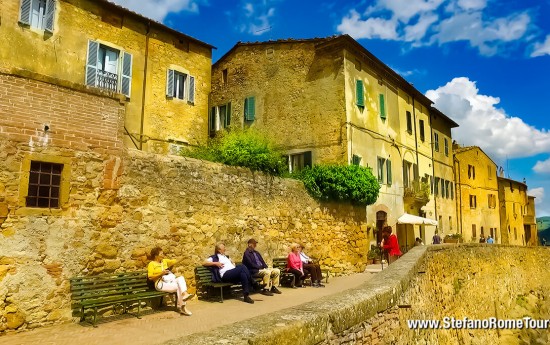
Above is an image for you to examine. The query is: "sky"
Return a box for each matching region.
[111,0,550,216]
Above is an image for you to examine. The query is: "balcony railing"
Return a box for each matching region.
[404,179,430,204]
[97,70,118,92]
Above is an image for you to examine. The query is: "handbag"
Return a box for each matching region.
[155,271,176,290]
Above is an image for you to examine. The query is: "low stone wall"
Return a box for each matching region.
[165,245,550,345]
[0,146,370,333]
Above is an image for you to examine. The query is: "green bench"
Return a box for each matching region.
[272,257,330,287]
[70,271,175,326]
[195,265,263,303]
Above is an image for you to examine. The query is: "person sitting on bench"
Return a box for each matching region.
[299,245,325,287]
[242,238,282,295]
[203,243,261,304]
[287,243,308,287]
[147,247,193,316]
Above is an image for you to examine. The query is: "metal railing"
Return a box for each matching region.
[97,70,118,92]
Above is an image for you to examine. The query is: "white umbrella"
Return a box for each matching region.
[397,213,438,226]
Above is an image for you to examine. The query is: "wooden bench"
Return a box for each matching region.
[70,271,175,327]
[195,265,263,302]
[272,257,329,286]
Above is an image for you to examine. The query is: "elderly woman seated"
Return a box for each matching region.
[286,243,308,288]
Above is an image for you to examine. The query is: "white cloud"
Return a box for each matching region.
[109,0,200,22]
[426,77,550,160]
[528,187,544,205]
[336,0,535,56]
[337,10,399,40]
[237,1,277,36]
[534,159,550,174]
[531,35,550,57]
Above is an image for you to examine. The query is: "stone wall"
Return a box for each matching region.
[166,245,550,345]
[0,146,370,333]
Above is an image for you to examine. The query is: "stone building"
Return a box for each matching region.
[210,35,458,248]
[0,0,214,153]
[454,146,501,243]
[498,177,537,246]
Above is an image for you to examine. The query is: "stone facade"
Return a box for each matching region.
[0,144,369,333]
[0,0,213,153]
[498,177,536,246]
[168,245,550,345]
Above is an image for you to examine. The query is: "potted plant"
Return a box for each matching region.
[367,245,382,264]
[444,233,463,244]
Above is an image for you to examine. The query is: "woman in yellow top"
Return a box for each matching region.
[147,247,193,316]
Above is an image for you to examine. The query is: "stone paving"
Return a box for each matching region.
[1,268,382,345]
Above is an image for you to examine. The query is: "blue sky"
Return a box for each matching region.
[111,0,550,216]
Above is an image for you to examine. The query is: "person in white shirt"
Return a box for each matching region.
[203,243,260,304]
[299,245,325,287]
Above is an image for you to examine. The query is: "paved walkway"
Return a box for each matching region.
[1,267,383,345]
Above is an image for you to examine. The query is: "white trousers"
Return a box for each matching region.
[157,276,188,307]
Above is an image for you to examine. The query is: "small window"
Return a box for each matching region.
[468,165,476,179]
[470,195,477,208]
[386,159,392,186]
[26,161,63,208]
[434,177,440,196]
[222,69,228,85]
[444,138,449,156]
[441,179,446,198]
[379,94,386,119]
[356,80,364,107]
[419,119,425,141]
[450,182,454,199]
[209,103,231,135]
[406,111,412,134]
[434,133,439,152]
[472,224,477,239]
[377,157,385,183]
[166,69,195,103]
[445,180,450,199]
[352,154,361,166]
[244,96,256,121]
[288,151,312,173]
[19,0,56,32]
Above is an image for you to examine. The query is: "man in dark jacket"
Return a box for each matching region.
[242,239,282,295]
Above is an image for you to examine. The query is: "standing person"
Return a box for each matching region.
[486,235,494,244]
[203,243,261,304]
[242,239,282,295]
[432,231,442,244]
[381,226,402,264]
[415,237,424,246]
[299,245,325,287]
[147,247,194,316]
[287,243,307,288]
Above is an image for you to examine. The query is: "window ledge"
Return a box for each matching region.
[15,207,65,216]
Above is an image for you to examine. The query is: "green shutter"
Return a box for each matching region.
[379,94,386,119]
[352,154,361,166]
[387,160,392,185]
[356,80,364,107]
[226,102,231,127]
[244,96,255,121]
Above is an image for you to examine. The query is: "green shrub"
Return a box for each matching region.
[297,165,379,205]
[181,129,287,175]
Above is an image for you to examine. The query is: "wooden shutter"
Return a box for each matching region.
[303,151,312,168]
[352,154,361,166]
[85,40,99,87]
[166,69,174,97]
[226,102,231,127]
[209,107,216,133]
[121,52,132,97]
[379,94,386,119]
[188,76,195,103]
[19,0,32,25]
[356,80,364,107]
[387,159,392,185]
[245,96,255,121]
[44,0,56,33]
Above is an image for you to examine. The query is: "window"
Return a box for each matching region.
[441,179,446,198]
[288,151,312,173]
[434,132,439,152]
[514,227,517,240]
[472,224,477,239]
[430,176,434,194]
[403,160,413,188]
[379,94,386,119]
[481,226,484,236]
[209,103,231,135]
[434,177,440,196]
[449,216,452,230]
[488,194,496,208]
[377,157,385,183]
[444,138,449,156]
[352,154,361,166]
[406,111,412,134]
[244,96,256,121]
[419,120,425,141]
[490,228,494,238]
[19,0,56,32]
[222,69,228,85]
[86,41,133,97]
[386,159,392,186]
[445,180,450,199]
[469,194,477,208]
[450,182,454,199]
[468,165,476,179]
[167,69,195,103]
[356,80,364,107]
[26,161,62,208]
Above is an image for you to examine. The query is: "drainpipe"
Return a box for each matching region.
[454,156,463,236]
[427,110,438,228]
[139,21,151,150]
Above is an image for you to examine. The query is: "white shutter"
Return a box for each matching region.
[188,75,195,104]
[166,69,174,98]
[85,40,99,87]
[44,0,56,33]
[19,0,32,25]
[121,52,132,97]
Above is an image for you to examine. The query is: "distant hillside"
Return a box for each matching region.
[537,217,550,245]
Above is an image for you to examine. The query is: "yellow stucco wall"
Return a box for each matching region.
[498,177,531,245]
[211,41,348,165]
[455,147,500,243]
[0,0,212,153]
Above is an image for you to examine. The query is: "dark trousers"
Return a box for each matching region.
[303,263,322,282]
[222,265,255,295]
[287,268,306,287]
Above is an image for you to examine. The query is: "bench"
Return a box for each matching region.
[70,271,175,327]
[195,265,263,302]
[272,257,329,286]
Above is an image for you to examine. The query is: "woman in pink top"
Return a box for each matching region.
[287,243,307,288]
